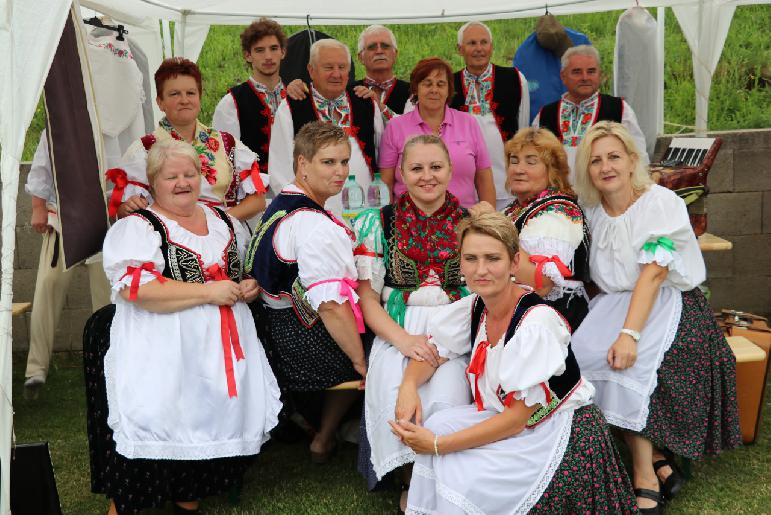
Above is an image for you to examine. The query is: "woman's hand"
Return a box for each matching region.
[397,334,440,367]
[207,280,241,306]
[352,358,367,381]
[239,278,261,303]
[117,194,149,218]
[286,79,309,101]
[389,419,436,455]
[607,333,637,370]
[395,382,423,424]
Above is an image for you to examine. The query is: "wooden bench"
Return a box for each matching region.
[12,302,32,316]
[698,232,732,252]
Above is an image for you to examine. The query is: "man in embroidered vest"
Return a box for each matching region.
[353,25,411,119]
[450,21,530,210]
[269,38,384,217]
[533,44,648,183]
[213,18,287,175]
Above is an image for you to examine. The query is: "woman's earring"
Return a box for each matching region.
[460,275,466,282]
[510,274,516,282]
[303,174,308,181]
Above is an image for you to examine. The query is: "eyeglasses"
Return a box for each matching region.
[365,42,393,51]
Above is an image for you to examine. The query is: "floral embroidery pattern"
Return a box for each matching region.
[311,87,351,128]
[160,118,220,185]
[249,79,286,121]
[462,64,493,116]
[559,91,599,147]
[91,41,132,59]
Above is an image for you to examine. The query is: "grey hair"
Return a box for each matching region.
[309,38,351,68]
[146,139,201,193]
[357,25,398,53]
[560,44,601,71]
[457,21,493,46]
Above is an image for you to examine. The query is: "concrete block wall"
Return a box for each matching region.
[654,128,771,317]
[7,128,771,352]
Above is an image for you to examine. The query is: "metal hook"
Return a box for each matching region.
[545,3,550,14]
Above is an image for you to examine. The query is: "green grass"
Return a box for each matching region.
[18,5,771,161]
[12,351,771,514]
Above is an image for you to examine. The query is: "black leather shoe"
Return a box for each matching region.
[634,488,664,515]
[654,451,686,500]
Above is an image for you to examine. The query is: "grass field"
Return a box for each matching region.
[13,351,771,514]
[20,5,770,160]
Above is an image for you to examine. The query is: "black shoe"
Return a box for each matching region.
[634,488,664,515]
[654,451,686,500]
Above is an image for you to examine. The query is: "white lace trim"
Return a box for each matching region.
[590,291,683,432]
[638,247,689,282]
[114,434,271,460]
[410,463,486,515]
[542,282,587,303]
[365,399,418,479]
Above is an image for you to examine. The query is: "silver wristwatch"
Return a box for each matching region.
[620,328,641,342]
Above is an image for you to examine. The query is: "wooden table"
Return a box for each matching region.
[727,335,766,363]
[12,302,32,316]
[699,232,732,252]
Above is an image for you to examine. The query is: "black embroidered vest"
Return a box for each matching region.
[380,204,466,293]
[229,81,273,173]
[355,78,411,115]
[538,94,623,142]
[244,191,335,327]
[507,193,590,284]
[286,88,377,176]
[130,206,241,284]
[450,64,523,142]
[470,292,582,427]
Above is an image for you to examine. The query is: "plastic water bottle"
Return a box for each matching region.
[367,171,390,208]
[341,175,364,210]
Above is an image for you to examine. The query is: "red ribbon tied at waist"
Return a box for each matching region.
[466,340,490,411]
[239,161,267,195]
[120,262,167,301]
[206,263,245,398]
[528,255,573,290]
[306,277,365,333]
[105,168,149,217]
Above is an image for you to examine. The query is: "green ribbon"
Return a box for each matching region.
[642,236,676,254]
[385,288,407,327]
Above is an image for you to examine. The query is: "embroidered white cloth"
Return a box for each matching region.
[102,205,281,459]
[212,78,286,141]
[571,185,705,430]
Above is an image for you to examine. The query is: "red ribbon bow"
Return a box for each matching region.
[206,264,245,398]
[120,262,167,301]
[528,255,573,290]
[105,168,148,217]
[466,340,491,411]
[239,161,267,195]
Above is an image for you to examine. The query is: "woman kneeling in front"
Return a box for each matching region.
[391,212,636,514]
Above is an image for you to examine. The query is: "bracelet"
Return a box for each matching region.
[433,434,439,456]
[620,328,641,342]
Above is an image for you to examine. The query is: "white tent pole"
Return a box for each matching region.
[694,0,708,135]
[161,19,172,58]
[176,11,187,57]
[656,7,665,136]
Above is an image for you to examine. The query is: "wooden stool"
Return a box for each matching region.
[12,302,32,316]
[727,335,769,444]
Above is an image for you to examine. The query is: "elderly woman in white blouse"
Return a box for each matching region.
[570,121,741,514]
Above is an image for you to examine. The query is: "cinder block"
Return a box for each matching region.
[763,192,771,233]
[728,130,771,150]
[707,275,771,317]
[64,267,91,309]
[12,268,38,303]
[733,149,771,192]
[15,227,43,270]
[706,192,762,236]
[12,313,29,351]
[706,149,733,193]
[653,136,672,160]
[730,234,771,276]
[704,249,733,278]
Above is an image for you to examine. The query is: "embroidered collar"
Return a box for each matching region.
[462,63,494,116]
[559,91,599,147]
[311,85,351,127]
[248,77,286,115]
[503,187,557,221]
[158,118,221,186]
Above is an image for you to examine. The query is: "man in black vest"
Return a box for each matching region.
[450,21,530,209]
[534,44,648,182]
[269,38,383,217]
[353,25,411,119]
[213,18,287,175]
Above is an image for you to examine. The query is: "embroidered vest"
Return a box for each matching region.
[355,78,411,115]
[470,293,582,428]
[286,89,377,176]
[538,94,623,143]
[506,193,591,284]
[130,206,241,284]
[229,81,273,173]
[380,203,466,293]
[244,191,334,327]
[450,64,523,142]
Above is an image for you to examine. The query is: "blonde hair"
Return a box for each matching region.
[401,134,451,168]
[146,139,201,193]
[456,211,519,258]
[293,121,351,174]
[574,121,652,207]
[504,127,573,196]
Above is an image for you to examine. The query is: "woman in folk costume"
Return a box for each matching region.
[106,57,267,221]
[501,127,590,332]
[570,121,741,513]
[392,212,636,514]
[244,122,366,463]
[84,139,280,514]
[353,135,471,508]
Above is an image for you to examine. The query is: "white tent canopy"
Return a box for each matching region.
[0,0,767,512]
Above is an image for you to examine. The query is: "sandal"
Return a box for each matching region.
[634,488,664,515]
[653,451,685,500]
